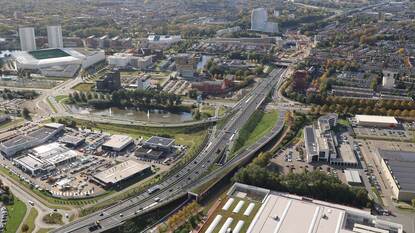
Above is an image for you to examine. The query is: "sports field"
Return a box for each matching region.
[29,49,71,60]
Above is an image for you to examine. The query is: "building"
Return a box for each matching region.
[304,126,319,162]
[175,53,197,78]
[344,169,362,185]
[14,142,78,176]
[102,135,133,152]
[292,70,308,91]
[92,160,151,188]
[128,78,150,90]
[251,8,278,33]
[0,123,64,157]
[147,35,181,49]
[355,115,398,128]
[382,70,398,89]
[19,27,36,51]
[107,53,153,69]
[377,150,415,201]
[47,25,63,48]
[95,71,121,92]
[12,48,105,78]
[202,183,403,233]
[58,135,85,148]
[318,113,338,132]
[216,26,241,37]
[143,136,175,152]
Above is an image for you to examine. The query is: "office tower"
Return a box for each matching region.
[19,27,37,51]
[47,25,63,48]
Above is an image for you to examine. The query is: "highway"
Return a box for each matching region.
[52,68,287,233]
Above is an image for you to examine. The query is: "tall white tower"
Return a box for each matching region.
[251,8,268,31]
[19,27,37,51]
[47,25,63,48]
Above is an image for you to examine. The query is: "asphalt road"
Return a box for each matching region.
[51,68,287,233]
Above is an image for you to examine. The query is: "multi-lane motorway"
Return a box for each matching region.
[52,68,287,233]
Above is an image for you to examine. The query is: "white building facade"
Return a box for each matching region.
[47,25,64,48]
[19,27,37,51]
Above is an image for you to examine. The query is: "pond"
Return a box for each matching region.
[67,105,193,123]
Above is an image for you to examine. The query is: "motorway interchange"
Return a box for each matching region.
[51,68,287,233]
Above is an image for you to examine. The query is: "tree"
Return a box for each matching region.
[21,224,29,232]
[22,107,30,119]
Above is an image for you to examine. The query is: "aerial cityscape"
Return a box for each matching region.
[0,0,414,232]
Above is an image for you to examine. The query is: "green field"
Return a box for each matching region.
[231,110,280,155]
[42,212,63,225]
[23,207,38,233]
[72,83,94,92]
[5,196,27,233]
[29,49,70,60]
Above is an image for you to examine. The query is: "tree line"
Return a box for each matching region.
[232,152,371,208]
[68,89,184,111]
[0,89,38,100]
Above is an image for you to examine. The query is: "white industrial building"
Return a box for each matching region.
[344,169,362,185]
[251,8,278,33]
[147,35,181,49]
[92,160,151,187]
[382,70,398,89]
[355,115,398,128]
[102,135,133,152]
[107,53,153,69]
[12,48,105,77]
[204,183,403,233]
[14,142,78,176]
[19,27,37,51]
[47,25,63,48]
[0,123,64,157]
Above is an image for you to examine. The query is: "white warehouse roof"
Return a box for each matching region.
[355,115,398,124]
[344,169,362,184]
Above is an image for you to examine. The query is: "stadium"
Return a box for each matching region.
[12,48,105,77]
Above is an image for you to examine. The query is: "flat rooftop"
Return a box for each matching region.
[103,135,133,149]
[304,126,318,154]
[29,49,70,60]
[145,136,175,147]
[93,160,150,185]
[378,150,415,192]
[356,115,398,124]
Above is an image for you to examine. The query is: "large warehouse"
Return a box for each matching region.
[102,135,133,152]
[0,123,64,157]
[202,183,403,233]
[355,115,398,128]
[377,149,415,201]
[14,142,78,176]
[92,160,151,188]
[12,48,105,77]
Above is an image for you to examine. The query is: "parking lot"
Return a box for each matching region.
[0,205,7,233]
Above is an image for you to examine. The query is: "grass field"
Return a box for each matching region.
[72,83,94,92]
[42,212,63,225]
[55,95,69,103]
[29,49,70,60]
[5,197,27,233]
[37,228,52,233]
[23,207,38,233]
[0,118,24,131]
[231,110,279,156]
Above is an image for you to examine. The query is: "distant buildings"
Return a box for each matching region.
[382,70,398,89]
[102,135,133,152]
[19,27,37,51]
[85,35,132,50]
[146,35,181,49]
[107,53,153,70]
[216,26,241,37]
[47,25,63,48]
[251,8,278,33]
[175,53,197,78]
[95,71,121,92]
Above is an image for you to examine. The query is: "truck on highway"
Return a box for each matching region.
[147,185,161,194]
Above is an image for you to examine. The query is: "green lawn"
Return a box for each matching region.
[23,207,38,233]
[0,118,24,131]
[42,212,63,225]
[55,95,69,103]
[5,196,27,233]
[72,83,94,92]
[231,110,280,155]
